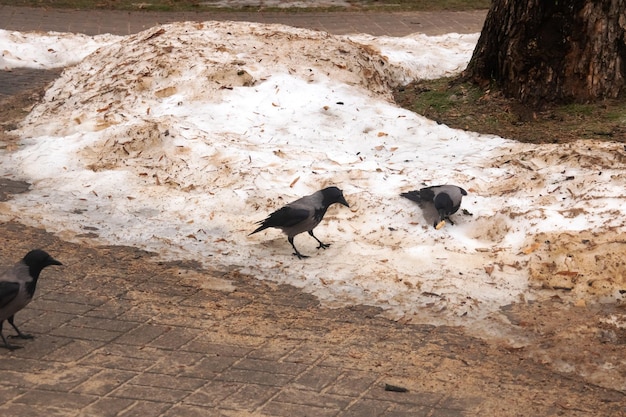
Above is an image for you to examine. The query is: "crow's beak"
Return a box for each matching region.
[50,258,63,266]
[340,196,350,208]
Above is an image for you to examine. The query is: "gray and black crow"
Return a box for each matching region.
[250,186,350,259]
[401,184,467,229]
[0,249,62,350]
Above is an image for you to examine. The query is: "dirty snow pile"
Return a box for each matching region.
[0,22,624,323]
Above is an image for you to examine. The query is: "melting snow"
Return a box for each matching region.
[0,30,121,70]
[0,21,624,325]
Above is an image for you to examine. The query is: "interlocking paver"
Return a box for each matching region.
[31,298,97,315]
[0,402,61,417]
[69,316,138,332]
[51,323,125,342]
[33,367,97,392]
[217,367,295,386]
[368,387,444,408]
[79,397,136,417]
[293,365,343,391]
[128,373,206,391]
[79,350,157,372]
[178,355,239,378]
[115,400,172,417]
[338,399,393,417]
[262,400,340,417]
[283,344,326,364]
[72,368,137,396]
[114,323,172,345]
[247,339,302,360]
[13,390,97,409]
[272,387,353,409]
[20,309,74,332]
[109,383,192,403]
[161,404,229,417]
[182,381,242,407]
[0,356,46,373]
[232,357,308,375]
[148,327,199,350]
[181,339,253,356]
[0,386,24,404]
[326,370,380,397]
[218,383,280,411]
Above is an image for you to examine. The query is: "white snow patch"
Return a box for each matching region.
[0,29,121,70]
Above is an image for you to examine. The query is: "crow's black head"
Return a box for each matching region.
[433,192,455,215]
[321,186,349,208]
[23,249,62,280]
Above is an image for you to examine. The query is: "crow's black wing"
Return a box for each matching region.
[400,190,421,203]
[251,206,311,234]
[401,188,435,203]
[263,206,310,228]
[0,281,20,309]
[417,186,437,201]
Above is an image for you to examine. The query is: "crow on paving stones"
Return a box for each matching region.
[401,184,467,229]
[0,249,62,350]
[250,186,350,259]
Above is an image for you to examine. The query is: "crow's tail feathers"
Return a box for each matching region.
[249,221,269,236]
[400,190,423,203]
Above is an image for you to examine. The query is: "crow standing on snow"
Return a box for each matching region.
[0,249,62,350]
[250,186,350,259]
[401,185,467,229]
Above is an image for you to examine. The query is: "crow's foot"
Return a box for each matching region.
[8,333,33,340]
[1,335,22,350]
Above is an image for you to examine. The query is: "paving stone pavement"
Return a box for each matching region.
[1,6,626,417]
[0,6,486,37]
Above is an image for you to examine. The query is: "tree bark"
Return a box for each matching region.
[463,0,626,106]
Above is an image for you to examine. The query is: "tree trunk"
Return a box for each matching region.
[463,0,626,106]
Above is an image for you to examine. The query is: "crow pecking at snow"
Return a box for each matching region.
[401,184,467,229]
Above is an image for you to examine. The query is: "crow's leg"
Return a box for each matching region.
[8,315,33,339]
[308,231,330,250]
[289,236,309,259]
[434,209,457,227]
[0,320,22,350]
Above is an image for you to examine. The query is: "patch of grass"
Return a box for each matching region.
[348,0,492,11]
[393,78,626,143]
[0,0,490,12]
